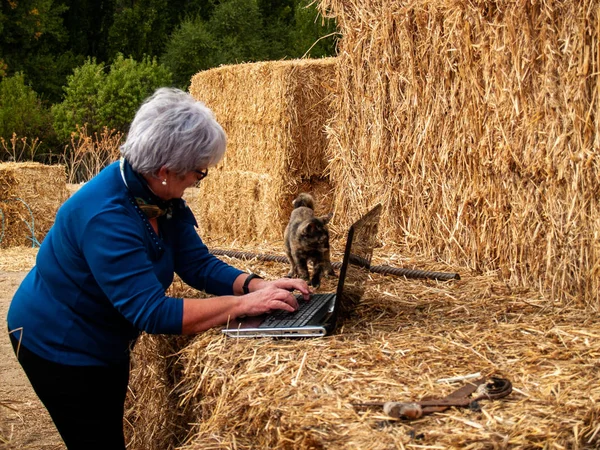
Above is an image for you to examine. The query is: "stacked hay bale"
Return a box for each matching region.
[318,0,600,308]
[125,279,200,450]
[151,271,600,449]
[125,333,194,450]
[0,162,68,248]
[188,58,337,244]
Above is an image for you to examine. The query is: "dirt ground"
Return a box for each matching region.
[0,270,65,449]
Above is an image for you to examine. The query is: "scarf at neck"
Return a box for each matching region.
[119,158,180,219]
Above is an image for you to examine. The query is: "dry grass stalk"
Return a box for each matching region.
[0,134,41,162]
[189,58,337,243]
[60,125,122,184]
[317,0,600,309]
[0,400,19,447]
[0,162,68,248]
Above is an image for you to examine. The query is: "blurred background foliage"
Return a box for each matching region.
[0,0,337,164]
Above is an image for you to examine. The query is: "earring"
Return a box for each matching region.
[162,179,167,186]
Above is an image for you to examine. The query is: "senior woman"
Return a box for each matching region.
[6,87,309,450]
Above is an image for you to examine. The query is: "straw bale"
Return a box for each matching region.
[125,279,205,450]
[126,246,600,449]
[195,169,334,244]
[188,58,337,243]
[316,0,600,308]
[125,333,194,450]
[0,162,68,248]
[194,169,281,243]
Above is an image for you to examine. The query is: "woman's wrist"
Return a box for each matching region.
[250,278,269,292]
[235,273,266,295]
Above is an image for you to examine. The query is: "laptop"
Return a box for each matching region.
[222,204,382,338]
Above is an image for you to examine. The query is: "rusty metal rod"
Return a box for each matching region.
[209,248,460,281]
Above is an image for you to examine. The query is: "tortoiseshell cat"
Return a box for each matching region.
[284,193,336,288]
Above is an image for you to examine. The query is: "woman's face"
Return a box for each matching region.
[162,168,208,199]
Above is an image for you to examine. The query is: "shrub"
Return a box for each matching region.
[161,16,217,89]
[51,58,107,142]
[0,73,53,160]
[52,55,173,142]
[96,54,173,133]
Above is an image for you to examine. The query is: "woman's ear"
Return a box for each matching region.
[156,165,169,180]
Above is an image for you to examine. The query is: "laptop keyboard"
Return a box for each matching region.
[259,293,336,328]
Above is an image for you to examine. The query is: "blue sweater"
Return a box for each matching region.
[7,161,243,366]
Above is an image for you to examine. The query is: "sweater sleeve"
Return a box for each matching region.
[80,207,184,334]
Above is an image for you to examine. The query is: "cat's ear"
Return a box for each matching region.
[302,221,317,235]
[319,213,333,224]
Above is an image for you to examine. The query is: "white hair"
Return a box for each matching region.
[121,87,226,175]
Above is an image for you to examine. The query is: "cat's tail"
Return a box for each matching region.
[292,193,314,210]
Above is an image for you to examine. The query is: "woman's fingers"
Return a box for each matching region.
[243,286,299,316]
[270,278,311,299]
[271,288,299,311]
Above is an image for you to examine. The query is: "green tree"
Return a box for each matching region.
[161,16,217,89]
[0,72,54,159]
[160,0,216,29]
[107,0,170,62]
[208,0,267,66]
[96,54,172,133]
[0,0,73,102]
[1,0,338,121]
[257,0,295,59]
[0,0,68,61]
[61,0,115,62]
[181,0,216,21]
[25,51,86,103]
[51,58,107,142]
[52,55,172,141]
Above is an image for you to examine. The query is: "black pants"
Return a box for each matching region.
[9,333,129,450]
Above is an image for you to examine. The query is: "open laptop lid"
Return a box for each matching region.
[330,203,382,320]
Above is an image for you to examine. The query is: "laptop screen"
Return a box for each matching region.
[335,204,382,317]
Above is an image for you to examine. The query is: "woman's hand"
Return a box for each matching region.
[241,284,300,317]
[182,276,312,334]
[253,277,311,300]
[241,277,311,316]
